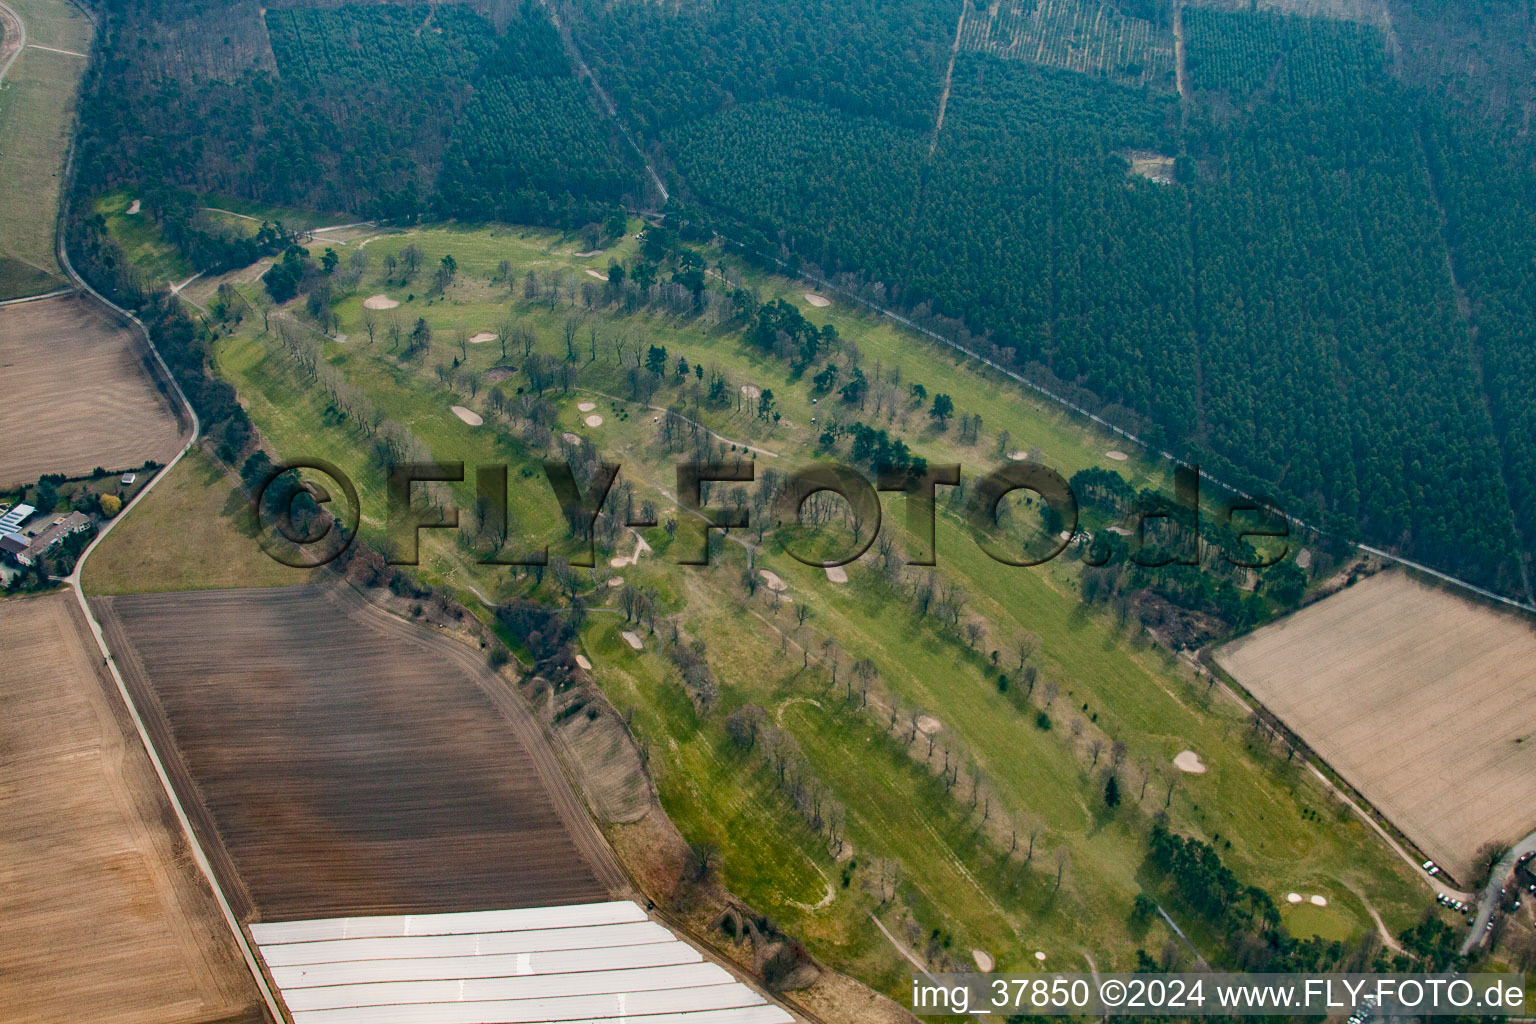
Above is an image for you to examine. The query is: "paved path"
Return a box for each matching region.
[1461,831,1536,956]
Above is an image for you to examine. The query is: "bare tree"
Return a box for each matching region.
[1053,848,1070,892]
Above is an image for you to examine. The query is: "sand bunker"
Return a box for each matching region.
[572,249,602,258]
[607,577,623,588]
[561,432,583,445]
[126,199,141,215]
[1034,952,1047,962]
[824,565,848,583]
[1287,893,1303,904]
[917,715,943,735]
[1106,450,1129,461]
[363,294,399,310]
[585,414,604,427]
[1296,548,1313,569]
[621,630,644,650]
[450,405,483,426]
[577,401,596,412]
[469,332,496,344]
[609,557,628,568]
[585,269,608,280]
[1108,526,1133,536]
[1310,895,1328,907]
[803,293,831,307]
[759,569,788,592]
[1008,450,1028,461]
[972,950,994,972]
[1174,750,1207,774]
[575,654,592,670]
[741,384,761,400]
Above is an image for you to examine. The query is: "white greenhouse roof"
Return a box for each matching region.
[249,900,795,1024]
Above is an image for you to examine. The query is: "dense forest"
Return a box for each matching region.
[76,0,640,223]
[71,0,1536,599]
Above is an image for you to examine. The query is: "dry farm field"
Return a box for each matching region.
[0,294,184,485]
[0,592,265,1024]
[1216,571,1536,884]
[93,583,620,922]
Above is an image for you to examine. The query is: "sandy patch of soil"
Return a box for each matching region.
[363,294,399,310]
[450,405,483,426]
[469,332,495,344]
[486,367,516,383]
[759,569,788,592]
[572,249,602,258]
[824,565,848,583]
[741,384,761,399]
[917,715,943,735]
[1296,548,1313,569]
[621,630,644,650]
[803,293,831,307]
[1125,150,1176,185]
[585,414,604,427]
[1174,749,1207,773]
[1106,450,1129,461]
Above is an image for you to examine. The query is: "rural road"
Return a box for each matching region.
[52,109,290,1021]
[1461,830,1536,957]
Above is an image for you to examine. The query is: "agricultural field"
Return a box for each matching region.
[0,293,185,486]
[0,0,91,298]
[1216,571,1536,885]
[169,217,1432,994]
[0,592,264,1024]
[93,583,620,921]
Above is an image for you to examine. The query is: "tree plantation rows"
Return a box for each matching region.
[74,0,1536,598]
[1182,7,1387,103]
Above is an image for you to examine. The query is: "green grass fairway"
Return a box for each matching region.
[108,214,1427,998]
[94,190,196,288]
[0,0,91,298]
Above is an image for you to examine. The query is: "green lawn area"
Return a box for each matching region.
[83,445,316,595]
[95,190,196,288]
[110,213,1428,997]
[0,0,92,298]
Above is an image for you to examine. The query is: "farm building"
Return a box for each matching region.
[3,510,92,566]
[0,502,35,534]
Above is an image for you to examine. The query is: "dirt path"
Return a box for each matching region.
[928,0,968,157]
[0,0,25,83]
[1342,882,1405,954]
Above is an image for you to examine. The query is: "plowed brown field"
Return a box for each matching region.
[0,294,184,485]
[92,583,619,922]
[0,592,264,1024]
[1216,571,1536,883]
